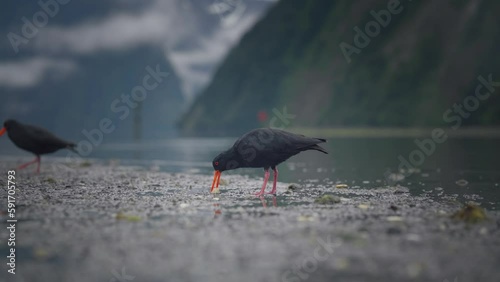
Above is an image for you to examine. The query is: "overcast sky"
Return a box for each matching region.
[1,0,277,100]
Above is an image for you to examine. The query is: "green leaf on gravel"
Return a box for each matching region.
[451,203,487,223]
[314,194,341,204]
[116,212,141,222]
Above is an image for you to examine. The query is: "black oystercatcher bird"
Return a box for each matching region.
[0,119,77,173]
[210,128,327,196]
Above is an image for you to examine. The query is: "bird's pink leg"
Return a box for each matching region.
[17,156,39,171]
[266,167,278,195]
[254,169,270,196]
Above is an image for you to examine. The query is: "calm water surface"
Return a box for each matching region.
[2,137,499,209]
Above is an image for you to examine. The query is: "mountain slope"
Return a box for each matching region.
[0,45,184,141]
[178,0,500,136]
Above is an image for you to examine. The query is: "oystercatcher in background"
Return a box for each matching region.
[0,119,77,173]
[211,128,327,196]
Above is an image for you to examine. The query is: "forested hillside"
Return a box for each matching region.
[179,0,500,136]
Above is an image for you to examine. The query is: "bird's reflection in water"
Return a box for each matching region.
[213,203,222,218]
[259,196,277,208]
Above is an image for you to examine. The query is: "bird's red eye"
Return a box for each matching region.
[215,162,219,166]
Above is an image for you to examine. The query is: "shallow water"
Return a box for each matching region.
[3,136,498,209]
[101,137,500,209]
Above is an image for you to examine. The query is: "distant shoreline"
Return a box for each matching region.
[288,127,500,138]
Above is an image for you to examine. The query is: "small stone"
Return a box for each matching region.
[115,212,141,222]
[479,227,488,235]
[334,258,349,270]
[386,216,403,222]
[297,215,315,222]
[387,227,402,235]
[45,177,56,184]
[406,262,423,278]
[406,234,421,242]
[437,210,447,215]
[287,183,301,191]
[33,248,50,260]
[335,184,349,189]
[393,187,409,194]
[358,204,370,210]
[387,173,405,183]
[80,161,92,167]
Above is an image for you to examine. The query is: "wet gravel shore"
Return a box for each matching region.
[1,159,499,282]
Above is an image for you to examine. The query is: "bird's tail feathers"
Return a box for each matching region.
[67,143,79,155]
[309,144,328,154]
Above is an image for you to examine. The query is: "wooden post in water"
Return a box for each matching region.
[133,103,142,159]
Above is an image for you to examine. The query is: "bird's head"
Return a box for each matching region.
[210,150,240,193]
[0,119,16,136]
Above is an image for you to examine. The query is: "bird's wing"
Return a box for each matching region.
[233,128,321,155]
[24,124,74,147]
[231,128,327,163]
[269,129,325,152]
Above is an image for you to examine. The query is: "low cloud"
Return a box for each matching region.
[168,12,261,99]
[6,0,276,97]
[0,57,77,88]
[33,12,171,55]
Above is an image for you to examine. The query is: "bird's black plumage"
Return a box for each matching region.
[211,128,327,195]
[1,119,77,173]
[213,128,327,171]
[3,120,76,155]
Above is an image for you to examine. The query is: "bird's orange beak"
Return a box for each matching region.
[210,170,221,193]
[0,127,6,136]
